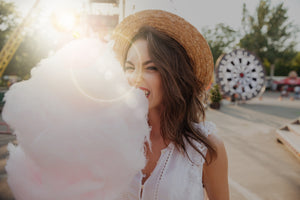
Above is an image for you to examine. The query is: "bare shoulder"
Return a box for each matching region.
[206,133,227,163]
[203,133,229,200]
[208,133,224,150]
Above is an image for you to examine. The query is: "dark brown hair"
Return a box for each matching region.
[125,26,216,163]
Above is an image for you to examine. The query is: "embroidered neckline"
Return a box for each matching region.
[139,143,174,200]
[154,144,174,200]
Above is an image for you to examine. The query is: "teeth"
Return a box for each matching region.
[145,90,150,96]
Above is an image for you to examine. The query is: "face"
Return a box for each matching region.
[124,39,163,111]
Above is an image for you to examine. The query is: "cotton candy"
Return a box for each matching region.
[3,38,150,200]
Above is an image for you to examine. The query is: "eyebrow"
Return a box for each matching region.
[142,60,154,66]
[125,60,154,66]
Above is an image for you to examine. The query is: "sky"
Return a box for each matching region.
[6,0,300,50]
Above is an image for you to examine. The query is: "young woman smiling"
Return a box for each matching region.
[113,10,229,200]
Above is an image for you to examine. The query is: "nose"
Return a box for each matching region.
[126,69,143,87]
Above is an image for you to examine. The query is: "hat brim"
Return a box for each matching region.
[112,9,214,88]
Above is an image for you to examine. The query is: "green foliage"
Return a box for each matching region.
[210,84,222,103]
[290,52,300,75]
[240,0,298,76]
[0,0,19,48]
[202,24,238,63]
[4,31,55,79]
[0,1,54,79]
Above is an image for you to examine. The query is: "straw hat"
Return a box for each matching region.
[112,9,214,88]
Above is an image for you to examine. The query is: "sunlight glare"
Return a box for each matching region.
[52,10,77,32]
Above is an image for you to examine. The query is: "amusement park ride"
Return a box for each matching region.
[215,49,266,101]
[0,0,121,80]
[0,0,121,132]
[214,49,300,160]
[0,0,41,79]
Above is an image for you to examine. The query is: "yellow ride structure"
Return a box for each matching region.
[0,0,121,79]
[0,0,40,78]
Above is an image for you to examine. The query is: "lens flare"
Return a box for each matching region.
[51,10,78,32]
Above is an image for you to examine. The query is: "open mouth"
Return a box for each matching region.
[144,90,150,98]
[139,87,150,98]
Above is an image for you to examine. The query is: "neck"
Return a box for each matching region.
[148,109,162,141]
[147,108,170,150]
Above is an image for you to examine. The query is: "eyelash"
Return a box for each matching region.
[124,66,158,72]
[124,66,134,71]
[146,66,158,71]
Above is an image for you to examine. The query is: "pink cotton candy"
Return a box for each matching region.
[3,39,150,200]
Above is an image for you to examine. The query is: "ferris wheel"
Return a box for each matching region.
[215,49,265,100]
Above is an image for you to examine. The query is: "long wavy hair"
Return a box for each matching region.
[124,26,217,163]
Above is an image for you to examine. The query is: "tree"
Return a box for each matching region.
[209,84,222,109]
[0,0,19,49]
[290,52,300,75]
[240,0,298,76]
[202,23,238,64]
[4,30,55,79]
[0,2,55,80]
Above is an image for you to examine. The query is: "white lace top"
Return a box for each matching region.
[117,121,216,200]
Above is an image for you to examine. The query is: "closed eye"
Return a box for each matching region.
[146,66,158,71]
[124,66,135,72]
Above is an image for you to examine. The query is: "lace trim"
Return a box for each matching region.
[154,144,174,200]
[187,121,217,165]
[196,121,217,137]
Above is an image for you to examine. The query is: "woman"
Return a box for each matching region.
[113,10,229,200]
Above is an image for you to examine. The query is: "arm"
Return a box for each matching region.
[203,133,229,200]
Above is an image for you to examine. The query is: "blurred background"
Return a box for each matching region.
[0,0,300,84]
[0,0,299,200]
